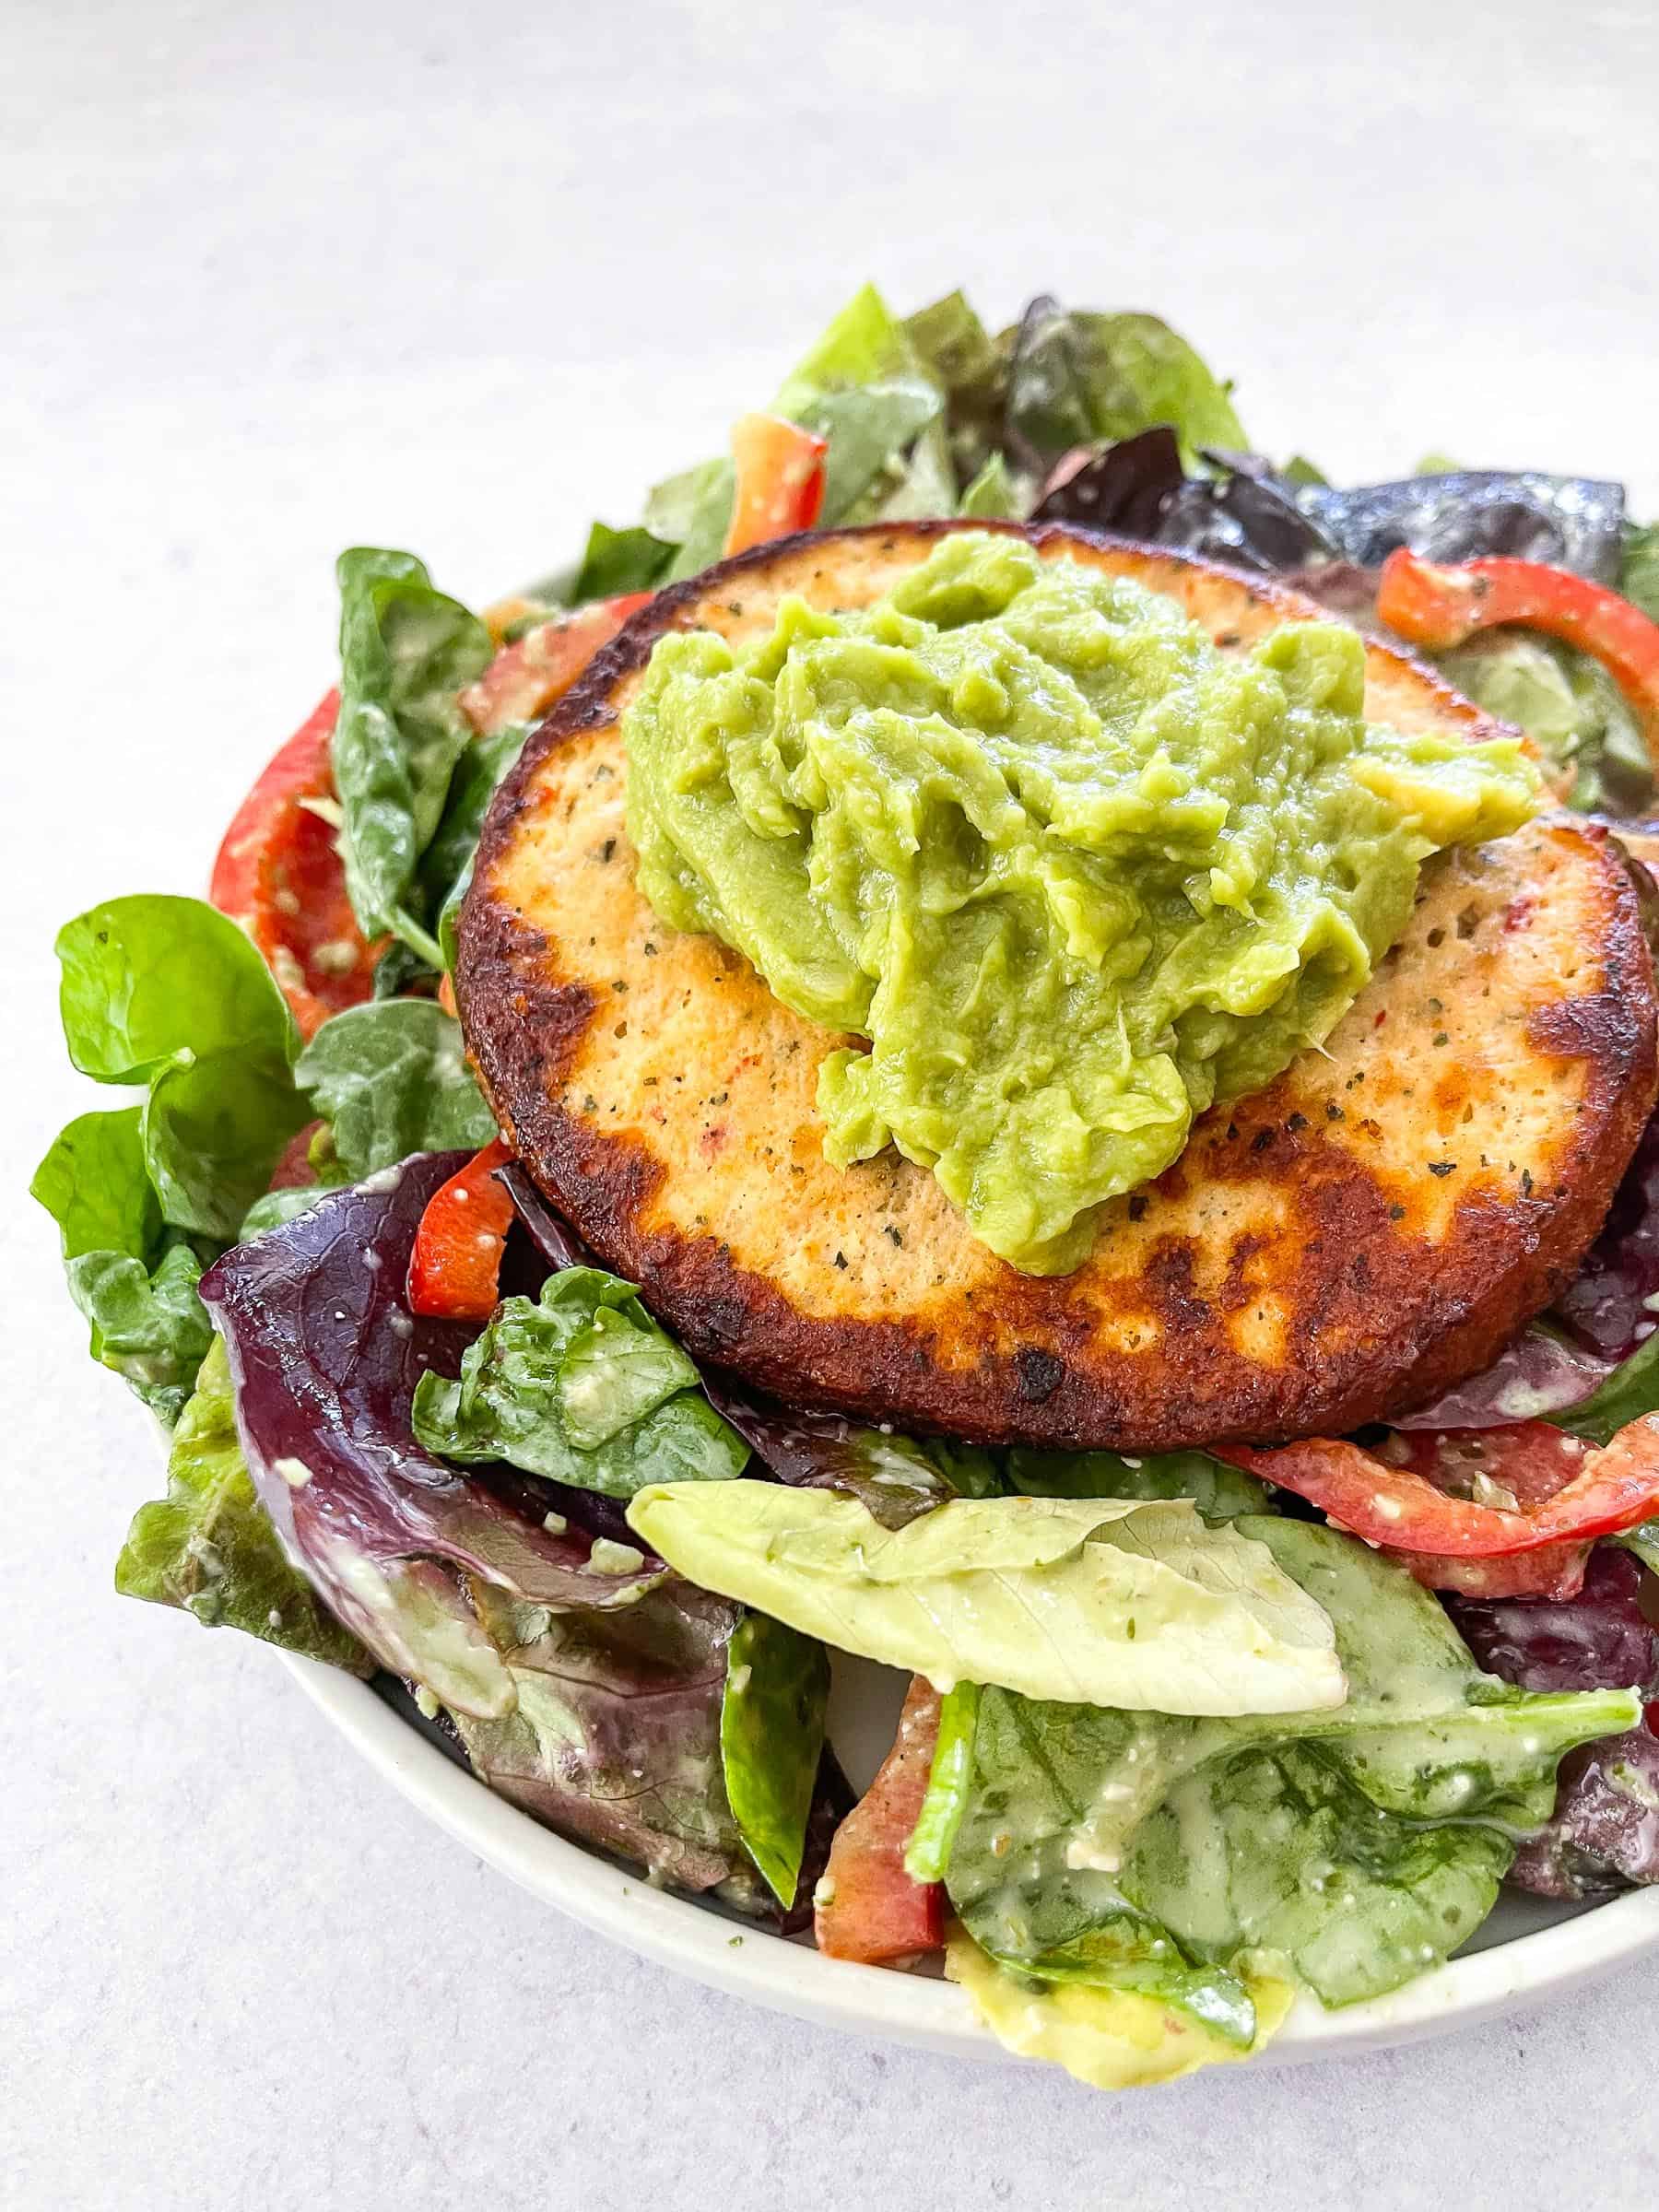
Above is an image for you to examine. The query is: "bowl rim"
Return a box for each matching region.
[280,1651,1659,2069]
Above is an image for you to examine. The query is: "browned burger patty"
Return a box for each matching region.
[456,521,1659,1452]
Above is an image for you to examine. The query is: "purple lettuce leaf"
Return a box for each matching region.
[1555,1113,1659,1362]
[1394,1326,1616,1431]
[1033,436,1625,582]
[701,1377,997,1528]
[497,1159,594,1271]
[202,1154,843,1915]
[1293,470,1626,580]
[1450,1549,1659,1898]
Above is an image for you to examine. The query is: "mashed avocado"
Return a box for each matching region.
[624,532,1537,1273]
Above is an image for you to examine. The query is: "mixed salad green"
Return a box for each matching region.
[32,283,1659,2095]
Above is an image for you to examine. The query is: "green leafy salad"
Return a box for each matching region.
[32,283,1659,2096]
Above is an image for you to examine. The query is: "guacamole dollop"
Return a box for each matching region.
[623,533,1537,1274]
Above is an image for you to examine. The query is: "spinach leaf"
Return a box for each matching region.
[1006,1445,1271,1522]
[411,1265,749,1497]
[572,521,675,602]
[946,1925,1292,2090]
[40,899,309,1414]
[646,459,736,583]
[54,896,305,1238]
[55,894,298,1083]
[418,720,530,971]
[720,1612,830,1906]
[31,1106,159,1264]
[333,547,495,965]
[143,1045,308,1241]
[371,939,440,1001]
[294,1000,497,1177]
[1006,297,1245,468]
[945,1520,1639,2021]
[114,1336,371,1669]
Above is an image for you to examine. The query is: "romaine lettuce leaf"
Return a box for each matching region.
[796,381,944,524]
[114,1337,371,1669]
[720,1611,830,1907]
[773,283,920,414]
[957,453,1020,519]
[571,521,676,602]
[332,547,495,966]
[1436,632,1653,815]
[411,1266,749,1496]
[627,1485,1343,1714]
[292,1000,497,1178]
[63,1241,215,1429]
[941,1520,1639,2026]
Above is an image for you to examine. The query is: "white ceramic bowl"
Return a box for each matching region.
[282,1646,1659,2069]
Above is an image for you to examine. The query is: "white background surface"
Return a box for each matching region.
[6,3,1659,2204]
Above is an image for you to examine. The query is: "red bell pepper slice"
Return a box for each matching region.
[209,689,380,1040]
[1394,1544,1592,1601]
[406,1137,517,1321]
[458,593,653,737]
[1218,1412,1659,1557]
[815,1677,946,1965]
[1375,1422,1598,1597]
[1378,547,1659,771]
[724,415,828,559]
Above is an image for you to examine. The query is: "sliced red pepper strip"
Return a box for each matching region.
[1218,1413,1659,1556]
[815,1677,945,1965]
[406,1137,516,1321]
[1378,547,1659,771]
[724,414,828,559]
[1391,1541,1592,1602]
[209,688,380,1040]
[457,593,653,737]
